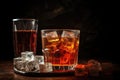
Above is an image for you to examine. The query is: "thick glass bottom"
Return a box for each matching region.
[52,65,76,72]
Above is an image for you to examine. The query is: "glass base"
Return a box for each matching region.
[52,65,75,72]
[14,67,75,77]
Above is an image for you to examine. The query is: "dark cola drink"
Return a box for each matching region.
[13,30,37,57]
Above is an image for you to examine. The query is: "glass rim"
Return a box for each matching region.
[12,18,38,21]
[41,29,80,32]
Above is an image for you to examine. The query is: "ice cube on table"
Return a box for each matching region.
[14,57,25,71]
[87,59,102,71]
[75,64,88,77]
[21,51,35,61]
[35,55,44,64]
[25,60,40,72]
[85,59,102,76]
[14,52,40,72]
[39,62,53,72]
[45,31,59,42]
[14,57,40,72]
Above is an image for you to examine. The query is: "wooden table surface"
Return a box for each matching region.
[0,60,119,80]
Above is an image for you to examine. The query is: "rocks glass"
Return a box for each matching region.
[41,29,80,72]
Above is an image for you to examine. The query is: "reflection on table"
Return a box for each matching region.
[0,60,119,80]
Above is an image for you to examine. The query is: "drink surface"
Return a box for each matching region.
[13,30,37,57]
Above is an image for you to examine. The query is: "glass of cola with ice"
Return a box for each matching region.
[41,29,80,72]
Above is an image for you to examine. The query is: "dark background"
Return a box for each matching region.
[0,0,118,63]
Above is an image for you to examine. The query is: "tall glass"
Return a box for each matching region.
[41,29,80,72]
[12,19,38,58]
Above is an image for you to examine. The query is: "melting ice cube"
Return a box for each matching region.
[14,57,25,71]
[14,51,40,72]
[25,60,40,72]
[61,30,76,50]
[61,30,75,38]
[35,55,44,64]
[86,59,102,76]
[21,51,35,61]
[45,31,59,42]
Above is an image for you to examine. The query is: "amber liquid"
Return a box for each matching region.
[13,30,37,57]
[42,36,79,71]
